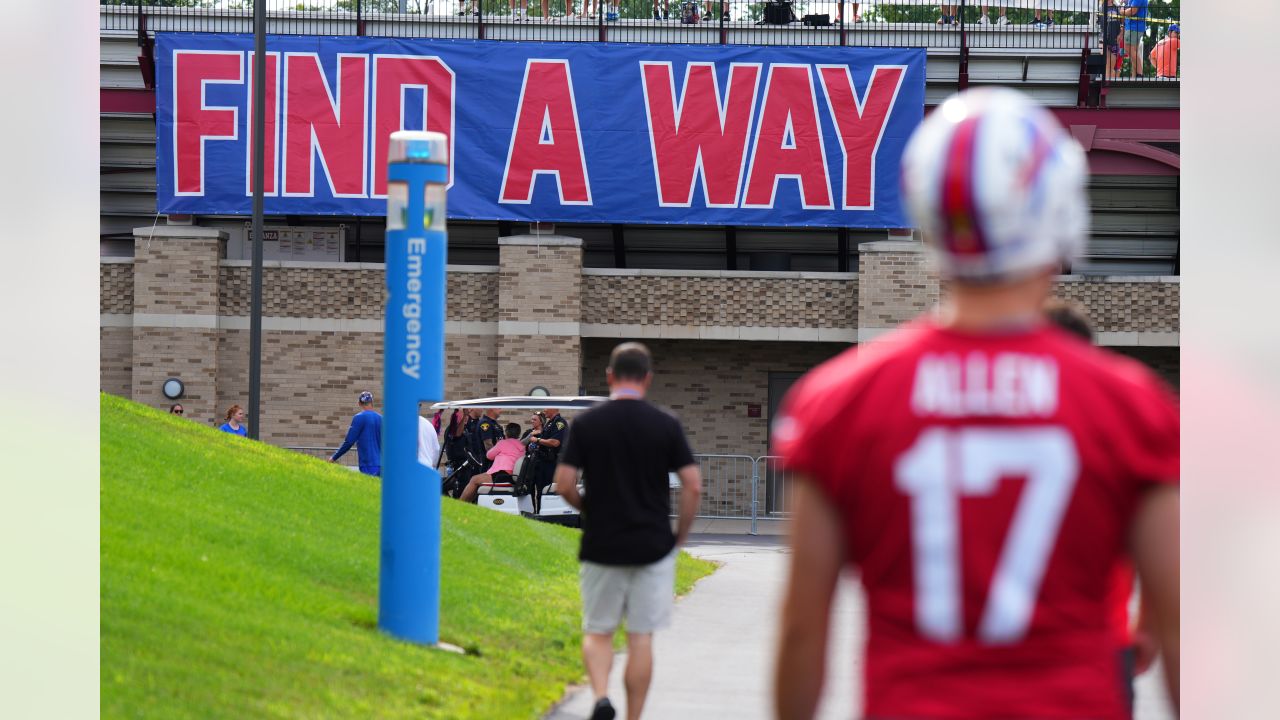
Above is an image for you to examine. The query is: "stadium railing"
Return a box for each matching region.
[101,1,1177,88]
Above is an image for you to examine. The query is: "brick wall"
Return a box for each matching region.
[218,265,499,322]
[100,327,133,397]
[100,262,133,314]
[131,229,224,316]
[216,328,383,444]
[581,273,857,328]
[446,334,499,400]
[1056,279,1179,333]
[857,242,940,329]
[497,334,581,397]
[498,241,582,322]
[132,327,221,420]
[497,237,583,395]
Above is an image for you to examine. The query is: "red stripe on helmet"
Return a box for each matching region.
[939,115,988,257]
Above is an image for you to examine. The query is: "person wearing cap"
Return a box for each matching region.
[772,88,1179,719]
[329,391,383,476]
[1150,23,1180,79]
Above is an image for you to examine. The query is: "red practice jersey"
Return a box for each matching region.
[774,319,1179,720]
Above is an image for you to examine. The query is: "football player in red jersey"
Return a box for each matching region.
[772,88,1179,720]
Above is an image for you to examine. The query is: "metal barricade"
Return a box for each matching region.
[675,453,757,519]
[283,445,359,468]
[756,455,798,518]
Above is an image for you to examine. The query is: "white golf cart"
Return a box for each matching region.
[431,395,606,527]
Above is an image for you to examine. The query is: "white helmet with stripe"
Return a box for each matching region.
[901,87,1089,282]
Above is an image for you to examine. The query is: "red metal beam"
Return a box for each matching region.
[101,88,156,114]
[1049,107,1179,132]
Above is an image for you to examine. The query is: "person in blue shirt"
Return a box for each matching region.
[329,391,382,476]
[1119,0,1149,78]
[219,404,248,436]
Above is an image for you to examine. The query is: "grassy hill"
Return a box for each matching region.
[101,394,716,718]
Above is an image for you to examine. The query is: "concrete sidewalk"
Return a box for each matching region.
[543,534,1175,720]
[543,534,862,720]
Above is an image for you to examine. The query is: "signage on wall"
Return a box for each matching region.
[156,35,925,228]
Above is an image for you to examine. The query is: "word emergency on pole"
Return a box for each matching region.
[380,130,449,645]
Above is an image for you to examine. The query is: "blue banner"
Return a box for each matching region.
[156,34,924,227]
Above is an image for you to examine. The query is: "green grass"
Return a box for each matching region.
[101,394,717,719]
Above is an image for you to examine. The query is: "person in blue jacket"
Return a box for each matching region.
[329,391,382,476]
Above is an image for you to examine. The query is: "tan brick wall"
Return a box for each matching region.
[447,272,500,322]
[446,334,499,400]
[215,329,382,445]
[100,262,133,314]
[132,233,224,315]
[497,238,584,395]
[498,334,581,397]
[211,328,496,447]
[498,244,582,322]
[1056,280,1179,333]
[217,266,498,322]
[857,243,939,329]
[131,327,221,419]
[582,274,857,328]
[100,327,133,397]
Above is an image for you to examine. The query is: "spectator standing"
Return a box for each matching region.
[937,4,957,25]
[329,391,382,476]
[1150,23,1180,78]
[772,89,1179,719]
[1031,3,1054,28]
[1101,0,1126,77]
[219,404,248,436]
[1119,0,1149,78]
[168,403,185,416]
[978,4,1008,26]
[554,342,703,720]
[419,413,441,470]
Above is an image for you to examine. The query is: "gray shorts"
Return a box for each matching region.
[1124,29,1144,54]
[580,550,677,635]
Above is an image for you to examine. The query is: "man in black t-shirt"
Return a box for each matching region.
[555,342,703,720]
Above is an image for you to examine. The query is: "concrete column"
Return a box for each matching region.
[131,225,227,423]
[856,239,939,343]
[496,234,583,396]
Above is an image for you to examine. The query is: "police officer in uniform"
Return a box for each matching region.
[465,408,504,497]
[527,407,568,513]
[451,409,482,498]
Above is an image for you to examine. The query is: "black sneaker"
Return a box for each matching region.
[1044,17,1055,27]
[653,9,660,20]
[591,698,616,720]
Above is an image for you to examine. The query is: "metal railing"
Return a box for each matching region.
[664,453,803,534]
[101,1,1178,86]
[284,445,361,468]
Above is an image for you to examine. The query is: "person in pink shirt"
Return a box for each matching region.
[460,423,526,502]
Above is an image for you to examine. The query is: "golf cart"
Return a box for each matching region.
[431,395,606,527]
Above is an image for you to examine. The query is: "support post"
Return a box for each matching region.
[380,131,450,645]
[750,458,760,536]
[248,0,266,439]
